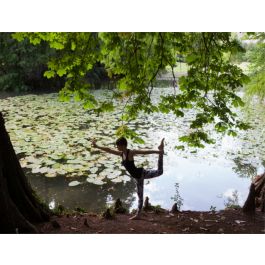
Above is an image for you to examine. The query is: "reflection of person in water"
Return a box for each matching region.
[92,137,164,220]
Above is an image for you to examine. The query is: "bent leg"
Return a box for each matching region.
[143,153,163,179]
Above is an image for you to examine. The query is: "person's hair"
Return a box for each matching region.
[116,137,127,147]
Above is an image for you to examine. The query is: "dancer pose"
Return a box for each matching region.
[91,137,164,220]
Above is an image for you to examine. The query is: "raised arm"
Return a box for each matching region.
[91,139,122,156]
[132,149,162,155]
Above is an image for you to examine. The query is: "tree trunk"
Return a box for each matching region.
[243,173,265,213]
[242,183,256,213]
[0,112,51,233]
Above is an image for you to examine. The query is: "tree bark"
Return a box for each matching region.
[0,112,51,233]
[243,173,265,213]
[242,183,256,213]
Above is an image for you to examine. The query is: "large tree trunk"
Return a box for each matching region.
[243,173,265,213]
[0,112,51,233]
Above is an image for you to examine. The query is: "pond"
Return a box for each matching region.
[1,88,264,212]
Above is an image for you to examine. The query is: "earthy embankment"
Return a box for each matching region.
[37,208,265,234]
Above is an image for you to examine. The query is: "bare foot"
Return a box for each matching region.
[129,214,141,220]
[158,138,165,154]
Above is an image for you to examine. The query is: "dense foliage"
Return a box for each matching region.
[13,32,250,148]
[0,33,62,92]
[244,33,265,100]
[0,33,109,93]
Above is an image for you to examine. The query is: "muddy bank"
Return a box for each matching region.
[36,208,265,234]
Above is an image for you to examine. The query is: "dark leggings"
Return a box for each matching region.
[136,153,163,213]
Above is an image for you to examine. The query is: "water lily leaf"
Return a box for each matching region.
[32,166,41,173]
[88,173,97,178]
[26,156,41,164]
[45,172,57,178]
[38,167,50,174]
[121,175,131,182]
[20,161,28,168]
[111,177,123,183]
[44,159,57,166]
[52,163,61,169]
[92,179,105,185]
[106,173,118,179]
[90,167,98,174]
[67,159,83,164]
[68,180,81,187]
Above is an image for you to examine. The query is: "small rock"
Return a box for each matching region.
[102,208,114,219]
[235,220,246,224]
[143,196,152,211]
[114,198,127,214]
[170,203,179,213]
[84,218,90,227]
[51,220,61,229]
[199,227,209,231]
[217,228,224,233]
[182,227,190,232]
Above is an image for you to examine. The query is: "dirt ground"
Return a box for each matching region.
[37,208,265,234]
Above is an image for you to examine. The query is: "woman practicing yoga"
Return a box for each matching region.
[91,137,164,220]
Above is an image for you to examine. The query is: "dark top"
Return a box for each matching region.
[121,149,143,179]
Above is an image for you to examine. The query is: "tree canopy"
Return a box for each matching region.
[244,33,265,101]
[13,32,250,148]
[0,33,60,92]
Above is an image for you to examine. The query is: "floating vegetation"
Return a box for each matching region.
[1,89,265,187]
[68,181,81,187]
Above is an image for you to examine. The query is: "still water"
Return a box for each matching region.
[1,88,264,212]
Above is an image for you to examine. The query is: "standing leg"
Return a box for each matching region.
[136,178,144,213]
[130,177,144,220]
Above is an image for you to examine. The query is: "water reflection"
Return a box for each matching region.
[26,170,137,213]
[232,157,258,178]
[2,89,265,212]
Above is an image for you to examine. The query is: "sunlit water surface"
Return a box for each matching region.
[1,88,264,212]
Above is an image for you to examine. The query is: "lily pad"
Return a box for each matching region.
[90,167,98,174]
[45,172,57,178]
[68,180,81,187]
[111,177,124,183]
[92,179,105,185]
[87,173,98,178]
[121,175,131,182]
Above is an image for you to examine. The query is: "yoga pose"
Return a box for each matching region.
[91,137,164,220]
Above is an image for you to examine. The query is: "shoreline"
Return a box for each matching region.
[36,208,265,234]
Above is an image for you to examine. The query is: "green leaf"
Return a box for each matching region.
[57,68,67,77]
[71,41,76,51]
[44,70,55,79]
[175,145,185,151]
[83,100,96,110]
[50,42,64,50]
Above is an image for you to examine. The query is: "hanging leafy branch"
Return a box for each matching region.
[12,32,250,148]
[244,32,265,101]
